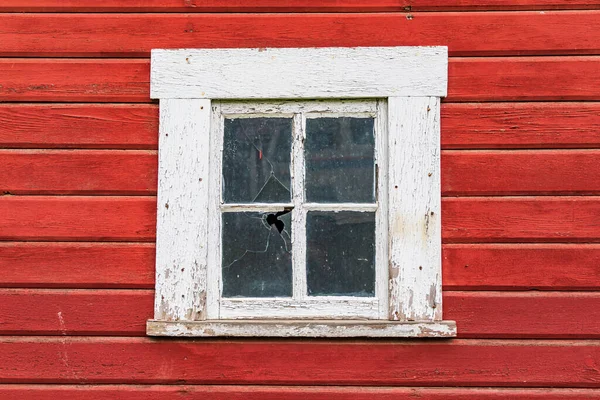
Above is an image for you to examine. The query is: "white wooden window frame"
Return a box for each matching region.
[147,46,457,338]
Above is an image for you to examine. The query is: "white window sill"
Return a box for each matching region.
[147,320,457,338]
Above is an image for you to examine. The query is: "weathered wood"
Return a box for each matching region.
[0,243,155,288]
[154,99,210,321]
[2,385,600,400]
[0,104,158,149]
[0,59,150,103]
[219,298,379,320]
[4,0,600,11]
[442,102,600,149]
[442,150,600,195]
[1,243,597,291]
[2,0,600,12]
[388,97,442,322]
[444,291,600,338]
[2,13,600,57]
[147,320,457,337]
[448,56,600,102]
[4,289,600,338]
[3,58,600,102]
[3,150,600,195]
[0,289,153,336]
[2,103,599,150]
[203,100,389,322]
[151,47,447,99]
[0,150,156,195]
[443,197,600,243]
[0,197,156,242]
[3,197,600,242]
[443,244,600,290]
[1,338,600,386]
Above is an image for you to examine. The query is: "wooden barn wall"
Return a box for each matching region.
[1,1,600,398]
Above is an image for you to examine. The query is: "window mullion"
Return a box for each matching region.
[291,112,307,301]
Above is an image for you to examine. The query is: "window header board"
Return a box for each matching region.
[150,46,448,100]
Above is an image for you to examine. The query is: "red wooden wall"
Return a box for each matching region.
[1,1,600,398]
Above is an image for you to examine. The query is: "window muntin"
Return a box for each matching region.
[207,100,388,320]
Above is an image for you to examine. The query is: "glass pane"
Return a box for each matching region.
[223,118,292,203]
[305,117,375,203]
[222,211,292,297]
[306,211,375,296]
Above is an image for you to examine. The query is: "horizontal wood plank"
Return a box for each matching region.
[2,12,600,57]
[443,197,600,243]
[2,103,599,150]
[2,58,599,103]
[2,0,600,12]
[0,197,156,242]
[0,337,599,386]
[448,56,600,102]
[0,150,156,195]
[2,197,599,242]
[444,291,600,338]
[0,104,158,149]
[2,289,600,338]
[2,386,600,400]
[443,244,600,290]
[442,150,600,195]
[442,103,600,149]
[0,243,155,288]
[2,150,598,195]
[0,59,150,103]
[1,243,598,290]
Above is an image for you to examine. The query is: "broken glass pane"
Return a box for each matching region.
[305,117,375,203]
[306,211,375,297]
[223,118,292,203]
[222,211,293,297]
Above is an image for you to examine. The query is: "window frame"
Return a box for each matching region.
[147,46,456,338]
[208,99,387,320]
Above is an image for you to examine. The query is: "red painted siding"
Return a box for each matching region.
[0,1,599,398]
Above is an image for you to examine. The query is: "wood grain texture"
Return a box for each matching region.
[3,289,600,338]
[2,0,600,12]
[2,103,598,150]
[442,103,600,149]
[0,104,158,149]
[443,197,600,243]
[0,196,156,242]
[0,338,599,386]
[448,56,600,102]
[154,99,210,321]
[442,150,600,195]
[2,386,600,400]
[0,150,156,195]
[1,243,596,290]
[2,13,600,57]
[151,47,447,99]
[443,244,600,290]
[2,196,600,242]
[0,243,155,288]
[147,320,456,338]
[0,289,153,336]
[444,291,600,338]
[3,58,599,103]
[0,59,150,103]
[2,149,599,195]
[388,97,442,322]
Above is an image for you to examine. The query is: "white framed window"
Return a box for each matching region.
[147,47,456,337]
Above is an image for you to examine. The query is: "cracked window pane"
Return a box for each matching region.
[306,211,375,297]
[222,211,293,297]
[305,117,375,203]
[223,118,292,203]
